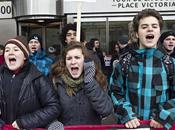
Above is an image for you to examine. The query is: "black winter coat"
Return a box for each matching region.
[55,78,113,126]
[0,63,60,129]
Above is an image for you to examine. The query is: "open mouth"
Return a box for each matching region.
[31,47,37,51]
[71,67,79,75]
[168,45,174,48]
[146,34,154,39]
[9,57,16,64]
[71,67,79,72]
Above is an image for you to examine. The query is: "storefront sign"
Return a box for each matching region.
[0,1,12,19]
[64,0,175,13]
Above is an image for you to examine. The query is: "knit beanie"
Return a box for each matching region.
[28,34,43,50]
[159,31,175,43]
[5,36,29,58]
[118,36,128,45]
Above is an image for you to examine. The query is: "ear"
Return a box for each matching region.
[136,32,139,38]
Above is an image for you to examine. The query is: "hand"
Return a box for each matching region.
[84,60,95,83]
[150,119,163,128]
[12,121,20,130]
[125,118,140,128]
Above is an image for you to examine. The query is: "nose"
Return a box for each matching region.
[71,58,76,64]
[147,26,153,31]
[70,35,75,39]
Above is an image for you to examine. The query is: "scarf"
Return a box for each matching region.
[61,73,84,96]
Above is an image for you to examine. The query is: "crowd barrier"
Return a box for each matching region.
[64,121,175,130]
[2,125,45,130]
[2,120,175,130]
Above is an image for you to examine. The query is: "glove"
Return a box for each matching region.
[47,120,64,130]
[84,60,96,83]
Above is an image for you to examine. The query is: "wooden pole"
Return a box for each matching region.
[76,1,82,42]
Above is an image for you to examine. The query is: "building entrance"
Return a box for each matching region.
[19,20,63,53]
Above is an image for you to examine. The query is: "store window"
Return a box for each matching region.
[108,21,130,55]
[82,22,106,51]
[82,21,130,54]
[162,20,175,33]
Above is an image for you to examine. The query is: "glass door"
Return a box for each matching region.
[20,21,62,54]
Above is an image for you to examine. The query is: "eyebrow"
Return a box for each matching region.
[67,32,76,34]
[5,46,19,50]
[141,23,159,26]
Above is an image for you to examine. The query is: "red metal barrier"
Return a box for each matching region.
[64,120,175,130]
[2,120,175,130]
[2,124,45,130]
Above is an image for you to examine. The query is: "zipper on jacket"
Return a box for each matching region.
[9,74,15,122]
[11,74,15,82]
[12,74,15,78]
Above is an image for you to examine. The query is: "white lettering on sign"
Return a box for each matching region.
[0,1,12,19]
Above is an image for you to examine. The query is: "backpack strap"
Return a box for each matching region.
[120,53,132,79]
[162,55,174,86]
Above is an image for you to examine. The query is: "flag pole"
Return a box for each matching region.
[76,1,82,42]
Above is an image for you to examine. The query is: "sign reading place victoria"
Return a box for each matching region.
[112,0,175,11]
[64,0,175,14]
[0,1,12,19]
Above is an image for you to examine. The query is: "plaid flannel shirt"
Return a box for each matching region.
[29,50,53,76]
[110,48,175,129]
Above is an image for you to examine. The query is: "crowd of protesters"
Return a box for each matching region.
[0,8,175,130]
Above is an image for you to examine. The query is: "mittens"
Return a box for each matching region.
[47,120,64,130]
[84,60,96,83]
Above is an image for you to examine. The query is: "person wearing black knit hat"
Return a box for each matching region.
[28,34,43,53]
[159,30,175,56]
[28,34,53,76]
[117,36,129,55]
[0,36,61,129]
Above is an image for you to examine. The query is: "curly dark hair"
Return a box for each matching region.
[60,23,85,47]
[86,38,99,50]
[133,8,163,32]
